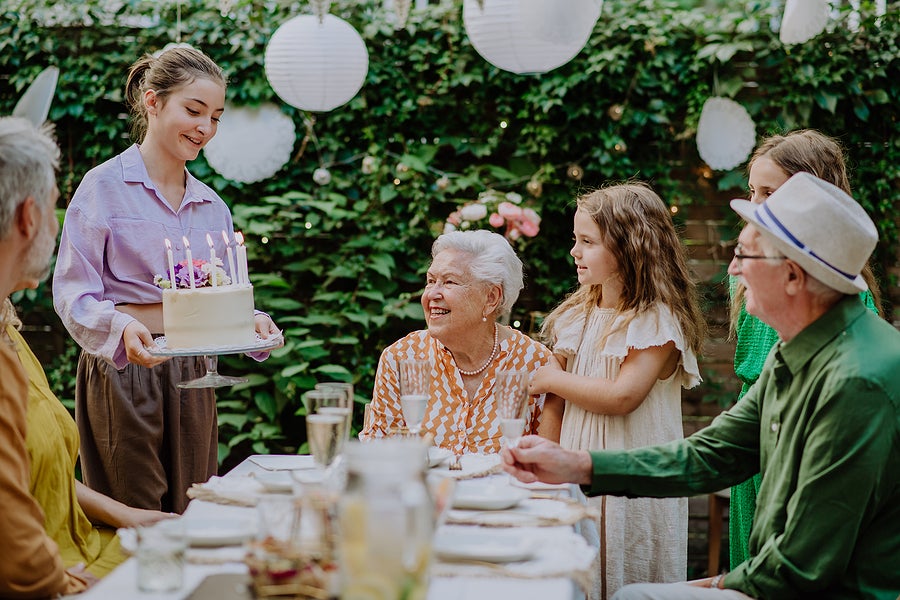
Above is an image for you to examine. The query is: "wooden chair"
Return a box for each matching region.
[708,488,731,576]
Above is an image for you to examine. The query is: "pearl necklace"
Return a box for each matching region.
[456,324,499,377]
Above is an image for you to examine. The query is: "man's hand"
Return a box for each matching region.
[123,321,169,368]
[500,435,593,486]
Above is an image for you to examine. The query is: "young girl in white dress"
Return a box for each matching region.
[532,183,706,599]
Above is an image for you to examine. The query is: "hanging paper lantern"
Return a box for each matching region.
[696,97,756,171]
[462,0,602,75]
[779,0,829,45]
[203,103,295,183]
[264,14,368,112]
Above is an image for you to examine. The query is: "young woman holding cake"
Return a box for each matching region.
[53,47,280,514]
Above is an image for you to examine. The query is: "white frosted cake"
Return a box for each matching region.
[162,284,256,349]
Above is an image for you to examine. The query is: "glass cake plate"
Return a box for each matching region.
[146,332,283,357]
[146,333,283,389]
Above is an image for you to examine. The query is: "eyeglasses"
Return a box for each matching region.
[733,251,787,266]
[732,244,787,265]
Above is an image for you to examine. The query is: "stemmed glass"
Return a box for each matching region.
[494,369,530,449]
[399,359,431,438]
[315,382,354,442]
[178,355,247,389]
[303,389,350,482]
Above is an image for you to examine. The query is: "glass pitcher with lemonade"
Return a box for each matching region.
[338,439,433,600]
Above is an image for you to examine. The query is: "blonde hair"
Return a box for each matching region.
[731,130,882,333]
[542,182,706,356]
[125,47,226,143]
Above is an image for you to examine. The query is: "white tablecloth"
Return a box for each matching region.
[80,455,595,599]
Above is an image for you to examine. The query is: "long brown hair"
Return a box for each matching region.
[125,47,226,143]
[542,182,706,356]
[731,130,882,333]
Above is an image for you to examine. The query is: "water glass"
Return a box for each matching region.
[305,388,352,442]
[136,522,187,593]
[315,382,355,441]
[495,369,530,448]
[399,359,431,437]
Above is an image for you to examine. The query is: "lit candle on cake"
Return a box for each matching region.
[235,231,249,286]
[164,238,177,289]
[222,230,236,285]
[206,233,218,287]
[183,235,195,289]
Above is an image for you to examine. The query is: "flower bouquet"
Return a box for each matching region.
[443,190,541,247]
[154,258,231,289]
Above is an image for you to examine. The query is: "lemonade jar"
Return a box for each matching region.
[339,439,433,600]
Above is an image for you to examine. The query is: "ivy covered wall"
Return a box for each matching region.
[2,0,897,467]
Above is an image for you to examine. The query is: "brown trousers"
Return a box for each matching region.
[75,352,217,514]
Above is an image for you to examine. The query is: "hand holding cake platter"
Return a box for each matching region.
[148,233,281,389]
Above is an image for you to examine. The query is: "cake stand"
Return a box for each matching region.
[147,334,283,389]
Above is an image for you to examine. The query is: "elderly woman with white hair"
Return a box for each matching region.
[360,230,554,454]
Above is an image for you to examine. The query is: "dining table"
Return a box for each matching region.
[78,452,599,600]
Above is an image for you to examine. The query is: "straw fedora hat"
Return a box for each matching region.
[730,172,877,295]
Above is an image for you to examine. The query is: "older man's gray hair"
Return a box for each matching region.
[0,117,60,239]
[432,229,524,315]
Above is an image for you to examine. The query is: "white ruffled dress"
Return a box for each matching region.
[553,303,701,599]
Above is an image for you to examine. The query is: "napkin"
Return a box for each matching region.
[446,497,600,528]
[186,474,265,507]
[431,525,597,588]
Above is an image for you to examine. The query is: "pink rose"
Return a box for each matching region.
[522,208,541,226]
[518,219,539,237]
[489,212,505,228]
[447,211,462,226]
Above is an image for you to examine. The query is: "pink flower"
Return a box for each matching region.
[489,212,505,228]
[517,219,539,237]
[497,202,522,219]
[447,211,462,226]
[522,208,541,227]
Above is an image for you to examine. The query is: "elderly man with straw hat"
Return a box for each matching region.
[501,172,900,599]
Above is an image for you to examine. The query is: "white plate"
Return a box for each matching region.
[427,447,453,468]
[452,483,529,510]
[249,454,317,471]
[161,518,255,548]
[433,530,534,563]
[255,470,293,493]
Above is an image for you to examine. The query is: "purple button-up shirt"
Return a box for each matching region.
[53,144,235,368]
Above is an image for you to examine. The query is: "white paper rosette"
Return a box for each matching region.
[203,103,295,183]
[463,0,602,75]
[264,14,369,112]
[696,97,756,171]
[779,0,829,45]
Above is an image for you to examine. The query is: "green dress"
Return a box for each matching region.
[728,279,877,569]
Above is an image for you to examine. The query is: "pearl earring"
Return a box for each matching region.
[482,316,487,322]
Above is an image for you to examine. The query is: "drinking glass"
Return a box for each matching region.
[135,522,187,593]
[399,359,431,437]
[315,382,354,441]
[494,369,530,449]
[304,388,351,442]
[306,413,346,473]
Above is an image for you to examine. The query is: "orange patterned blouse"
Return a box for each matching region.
[360,326,553,454]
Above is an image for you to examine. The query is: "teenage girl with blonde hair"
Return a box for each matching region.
[53,47,279,514]
[532,182,706,599]
[728,129,881,569]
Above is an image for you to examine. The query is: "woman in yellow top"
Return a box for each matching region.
[3,299,172,578]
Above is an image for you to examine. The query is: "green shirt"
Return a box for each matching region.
[583,296,900,599]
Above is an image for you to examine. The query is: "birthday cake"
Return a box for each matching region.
[162,284,255,350]
[157,234,256,350]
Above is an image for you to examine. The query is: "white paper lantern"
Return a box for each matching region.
[463,0,602,75]
[779,0,829,45]
[696,97,756,171]
[264,14,368,112]
[203,103,296,183]
[12,66,59,126]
